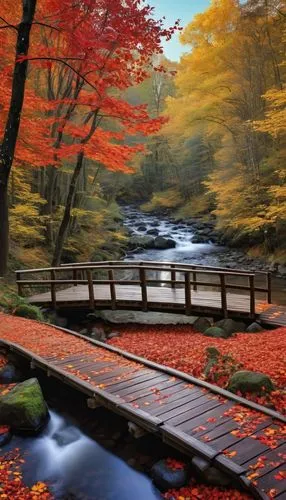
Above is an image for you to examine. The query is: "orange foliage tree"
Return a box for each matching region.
[0,0,177,273]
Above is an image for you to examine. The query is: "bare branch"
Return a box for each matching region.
[0,16,18,31]
[22,57,101,97]
[32,21,61,32]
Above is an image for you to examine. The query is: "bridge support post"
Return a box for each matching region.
[185,272,191,315]
[140,267,148,312]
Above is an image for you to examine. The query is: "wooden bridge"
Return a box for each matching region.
[16,260,277,321]
[0,315,285,499]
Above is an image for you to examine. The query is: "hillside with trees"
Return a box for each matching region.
[125,0,286,262]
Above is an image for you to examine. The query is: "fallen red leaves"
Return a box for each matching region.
[0,449,52,499]
[163,480,252,499]
[108,324,286,413]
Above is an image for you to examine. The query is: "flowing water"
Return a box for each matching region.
[2,410,161,500]
[122,205,286,304]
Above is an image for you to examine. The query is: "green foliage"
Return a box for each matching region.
[14,304,44,322]
[0,287,43,321]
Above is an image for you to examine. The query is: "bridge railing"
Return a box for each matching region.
[16,261,272,318]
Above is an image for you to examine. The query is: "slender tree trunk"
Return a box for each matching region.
[52,151,84,266]
[0,0,37,276]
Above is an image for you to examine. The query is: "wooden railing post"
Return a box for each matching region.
[267,272,272,304]
[73,268,78,287]
[171,264,176,289]
[139,267,148,312]
[220,274,227,318]
[249,275,255,318]
[87,269,95,310]
[108,269,116,310]
[193,271,197,291]
[16,272,22,296]
[185,272,191,315]
[50,270,57,309]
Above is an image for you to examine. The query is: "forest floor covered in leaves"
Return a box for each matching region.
[109,325,286,415]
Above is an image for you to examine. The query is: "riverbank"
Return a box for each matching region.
[122,204,286,277]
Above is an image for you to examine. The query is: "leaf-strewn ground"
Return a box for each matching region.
[109,325,286,414]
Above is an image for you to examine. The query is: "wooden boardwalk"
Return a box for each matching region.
[0,315,285,499]
[17,261,275,320]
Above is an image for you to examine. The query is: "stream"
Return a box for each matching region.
[122,205,286,305]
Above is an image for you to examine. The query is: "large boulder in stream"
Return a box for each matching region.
[128,235,155,249]
[228,371,274,395]
[154,236,176,249]
[0,378,48,433]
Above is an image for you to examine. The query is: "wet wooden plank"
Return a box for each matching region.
[219,436,270,465]
[149,388,204,416]
[255,468,286,498]
[101,369,157,390]
[92,368,152,385]
[155,394,219,422]
[180,401,235,435]
[109,374,169,397]
[125,380,184,403]
[166,398,223,427]
[244,444,286,478]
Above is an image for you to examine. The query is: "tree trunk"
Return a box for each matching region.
[0,0,37,276]
[52,151,84,266]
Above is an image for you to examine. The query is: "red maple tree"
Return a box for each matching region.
[0,0,178,273]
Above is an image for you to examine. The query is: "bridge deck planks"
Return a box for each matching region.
[0,319,285,499]
[29,283,259,315]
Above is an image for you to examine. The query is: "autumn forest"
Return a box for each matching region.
[0,0,285,277]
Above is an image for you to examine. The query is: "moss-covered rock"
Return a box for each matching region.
[193,317,212,333]
[0,378,48,432]
[227,370,274,395]
[14,304,44,321]
[215,318,246,336]
[128,235,155,249]
[204,327,228,338]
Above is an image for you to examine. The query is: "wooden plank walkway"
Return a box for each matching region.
[29,283,261,315]
[259,305,286,327]
[0,315,285,499]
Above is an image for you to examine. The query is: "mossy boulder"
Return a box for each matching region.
[0,378,48,432]
[227,371,274,395]
[128,235,155,249]
[14,304,44,321]
[204,327,228,338]
[215,319,246,336]
[154,236,176,249]
[246,322,264,333]
[193,317,212,333]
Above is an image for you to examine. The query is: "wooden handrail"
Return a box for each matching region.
[16,264,256,277]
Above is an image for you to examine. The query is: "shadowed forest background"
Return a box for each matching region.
[1,0,285,274]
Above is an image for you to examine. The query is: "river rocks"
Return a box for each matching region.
[106,331,121,340]
[147,228,159,236]
[0,378,48,433]
[204,326,228,338]
[0,427,12,447]
[191,456,232,487]
[193,317,212,333]
[246,322,264,333]
[0,363,24,384]
[137,224,147,231]
[154,236,176,249]
[90,327,106,342]
[228,371,274,395]
[151,459,190,491]
[214,318,246,336]
[129,235,155,249]
[53,426,81,447]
